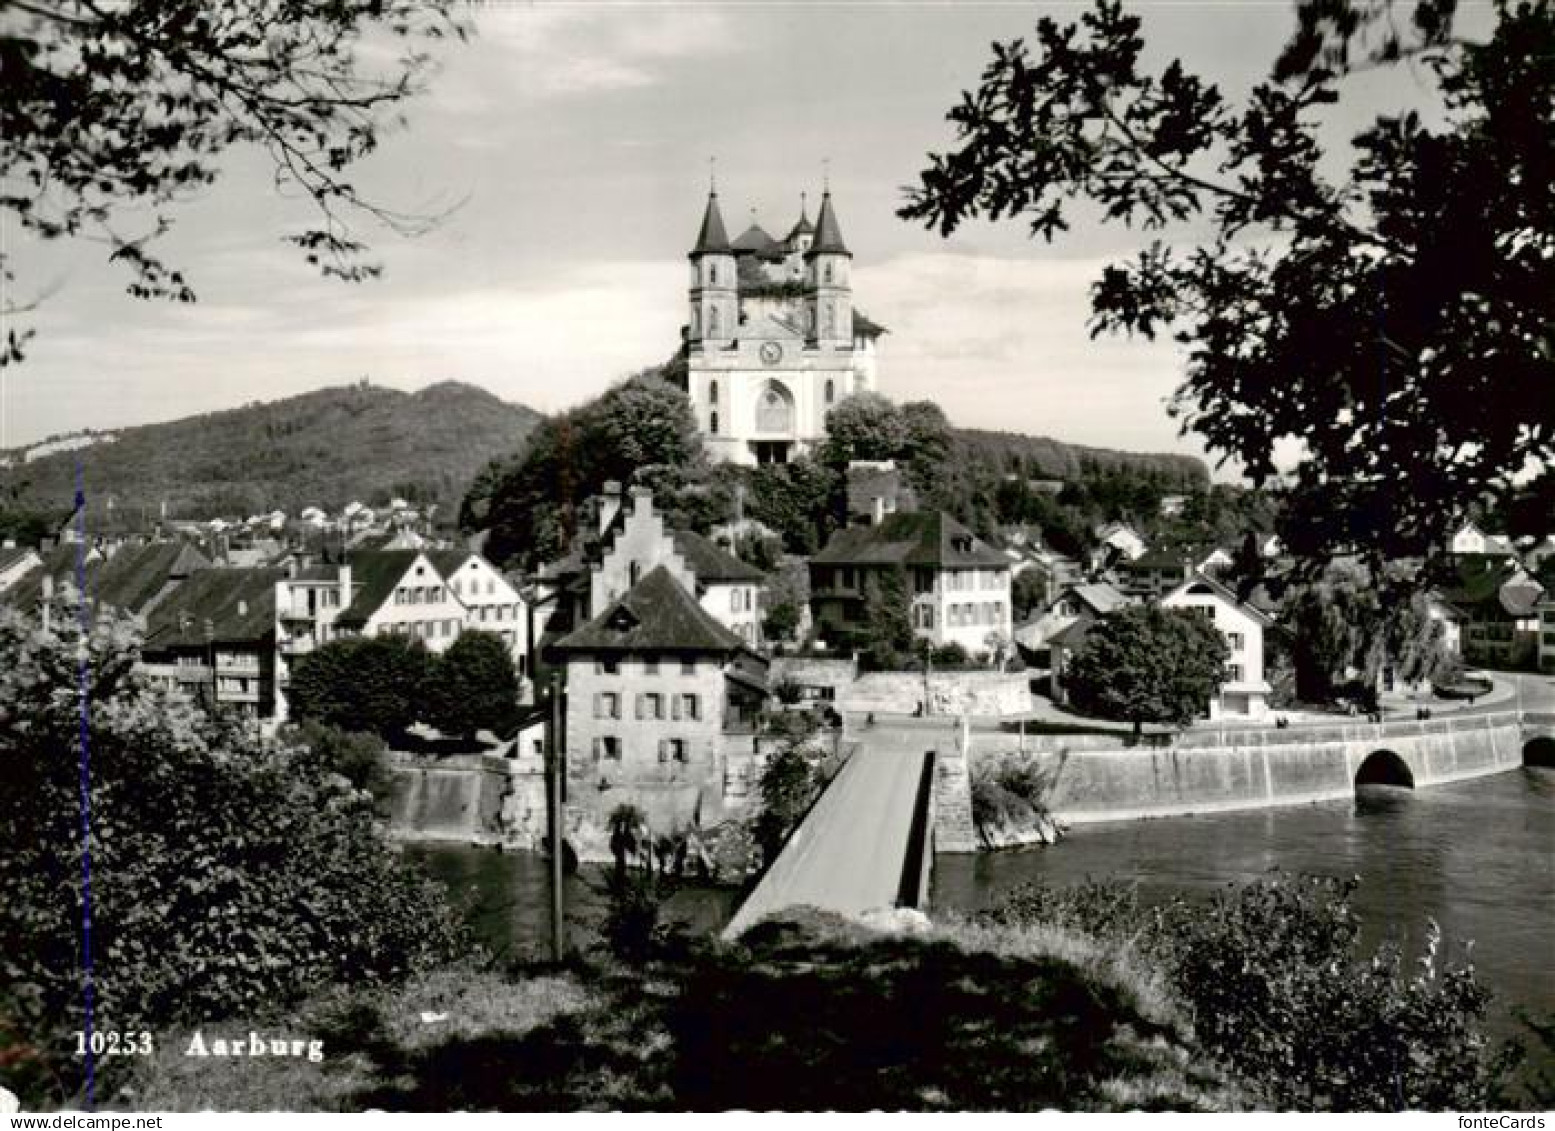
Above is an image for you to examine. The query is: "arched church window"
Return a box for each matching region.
[823,302,835,335]
[824,262,834,284]
[710,379,718,402]
[710,411,719,435]
[825,379,835,405]
[710,307,720,335]
[709,263,718,286]
[755,381,795,433]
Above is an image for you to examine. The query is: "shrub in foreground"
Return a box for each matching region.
[0,603,467,1105]
[984,875,1520,1110]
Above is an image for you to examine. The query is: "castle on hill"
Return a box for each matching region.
[672,186,886,466]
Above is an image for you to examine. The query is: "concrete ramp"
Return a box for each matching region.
[723,743,935,940]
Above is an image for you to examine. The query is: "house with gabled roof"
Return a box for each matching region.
[809,510,1012,654]
[427,549,530,671]
[548,564,770,852]
[141,567,284,721]
[536,484,768,654]
[335,549,471,652]
[1161,573,1274,720]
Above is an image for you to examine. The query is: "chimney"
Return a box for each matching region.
[872,497,885,525]
[237,599,248,618]
[599,481,624,534]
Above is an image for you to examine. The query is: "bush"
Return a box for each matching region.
[426,629,519,739]
[984,875,1518,1110]
[285,720,394,814]
[753,741,824,865]
[0,603,466,1104]
[288,633,431,740]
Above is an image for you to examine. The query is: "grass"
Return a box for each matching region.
[111,910,1248,1112]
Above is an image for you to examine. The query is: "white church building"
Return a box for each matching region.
[676,186,886,465]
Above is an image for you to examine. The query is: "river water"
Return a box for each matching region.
[935,766,1555,1049]
[407,767,1553,1056]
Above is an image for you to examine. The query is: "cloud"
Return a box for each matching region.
[861,251,1203,459]
[462,5,746,98]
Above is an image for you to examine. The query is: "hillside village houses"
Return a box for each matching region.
[809,511,1014,655]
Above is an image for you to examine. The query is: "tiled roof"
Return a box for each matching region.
[1163,573,1274,625]
[731,222,779,255]
[551,565,742,654]
[805,191,850,258]
[338,549,422,626]
[91,541,212,615]
[671,530,765,583]
[811,511,1008,569]
[852,310,887,337]
[1063,583,1129,617]
[0,545,37,573]
[425,549,475,578]
[691,192,732,256]
[143,567,283,648]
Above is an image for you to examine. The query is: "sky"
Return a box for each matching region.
[0,1,1485,473]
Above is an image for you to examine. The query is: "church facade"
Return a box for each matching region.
[676,188,885,465]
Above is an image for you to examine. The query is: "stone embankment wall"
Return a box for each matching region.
[981,712,1526,824]
[845,671,1030,716]
[388,732,822,865]
[769,656,1032,718]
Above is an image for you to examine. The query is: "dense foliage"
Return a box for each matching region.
[0,602,465,1102]
[424,630,520,740]
[1065,604,1230,731]
[983,876,1521,1110]
[904,0,1554,563]
[2,0,466,364]
[290,629,519,743]
[473,370,703,571]
[1284,561,1459,703]
[0,381,540,522]
[288,634,432,741]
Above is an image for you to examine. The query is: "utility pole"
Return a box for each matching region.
[545,672,566,962]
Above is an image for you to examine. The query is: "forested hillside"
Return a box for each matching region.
[1,382,541,526]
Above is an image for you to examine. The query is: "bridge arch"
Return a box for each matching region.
[1355,749,1415,789]
[1524,736,1555,768]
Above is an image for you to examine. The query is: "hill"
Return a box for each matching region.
[953,427,1208,487]
[0,381,542,526]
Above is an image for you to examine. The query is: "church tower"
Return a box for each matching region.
[682,178,883,466]
[806,191,852,344]
[688,190,736,346]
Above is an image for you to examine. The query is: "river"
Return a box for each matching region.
[406,766,1552,1060]
[935,766,1555,1051]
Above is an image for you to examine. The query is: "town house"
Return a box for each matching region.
[809,510,1013,655]
[548,564,769,841]
[1160,574,1273,720]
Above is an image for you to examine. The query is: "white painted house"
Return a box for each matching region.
[1161,574,1273,720]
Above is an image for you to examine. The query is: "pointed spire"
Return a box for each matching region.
[806,189,850,259]
[690,189,732,257]
[786,191,815,242]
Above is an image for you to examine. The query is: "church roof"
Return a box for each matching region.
[732,222,779,254]
[785,199,815,243]
[805,191,850,258]
[690,192,732,257]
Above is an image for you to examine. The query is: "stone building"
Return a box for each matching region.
[809,511,1013,655]
[675,186,887,465]
[548,565,770,848]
